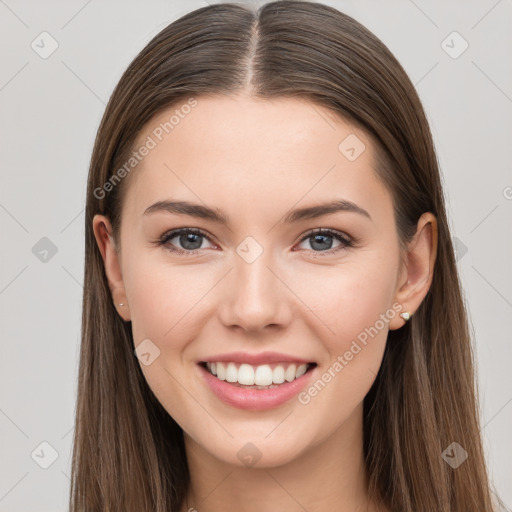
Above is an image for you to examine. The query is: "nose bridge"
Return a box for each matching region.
[219,238,290,331]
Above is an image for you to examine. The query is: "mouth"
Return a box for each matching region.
[198,361,317,389]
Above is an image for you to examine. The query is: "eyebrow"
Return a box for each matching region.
[143,199,372,224]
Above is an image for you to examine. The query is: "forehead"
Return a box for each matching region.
[123,94,392,225]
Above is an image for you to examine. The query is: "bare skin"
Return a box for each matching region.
[93,93,437,512]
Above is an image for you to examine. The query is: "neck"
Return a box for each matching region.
[180,403,385,512]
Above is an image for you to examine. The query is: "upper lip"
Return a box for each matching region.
[199,351,315,366]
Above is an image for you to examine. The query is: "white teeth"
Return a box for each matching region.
[238,363,255,385]
[216,362,226,381]
[272,365,285,384]
[225,362,238,383]
[284,364,296,382]
[295,364,307,378]
[254,364,273,386]
[205,361,312,386]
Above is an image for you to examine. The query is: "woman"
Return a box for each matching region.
[69,1,504,511]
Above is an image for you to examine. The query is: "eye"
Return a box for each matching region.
[155,227,355,256]
[157,228,216,254]
[295,228,354,255]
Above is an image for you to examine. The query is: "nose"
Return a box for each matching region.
[218,250,292,333]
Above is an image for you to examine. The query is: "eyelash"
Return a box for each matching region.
[155,227,356,257]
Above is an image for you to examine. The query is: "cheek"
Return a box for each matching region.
[123,254,184,341]
[293,259,396,426]
[122,254,210,419]
[123,250,221,349]
[291,253,398,349]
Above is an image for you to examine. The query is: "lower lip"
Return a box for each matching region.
[198,363,316,411]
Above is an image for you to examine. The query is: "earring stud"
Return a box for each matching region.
[118,303,125,307]
[399,311,411,321]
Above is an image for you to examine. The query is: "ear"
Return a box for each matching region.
[92,214,131,322]
[389,212,438,330]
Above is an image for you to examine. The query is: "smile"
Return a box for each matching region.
[198,361,317,411]
[204,361,314,387]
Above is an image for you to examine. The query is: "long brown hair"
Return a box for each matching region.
[70,2,503,510]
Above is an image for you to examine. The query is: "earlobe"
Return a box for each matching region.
[92,214,131,322]
[389,212,438,330]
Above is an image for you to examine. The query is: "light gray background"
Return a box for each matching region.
[0,0,511,510]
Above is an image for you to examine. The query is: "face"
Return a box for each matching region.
[95,94,418,468]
